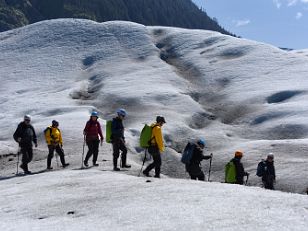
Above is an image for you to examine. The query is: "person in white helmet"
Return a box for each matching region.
[13,115,37,174]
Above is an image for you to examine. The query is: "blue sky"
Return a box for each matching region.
[192,0,308,49]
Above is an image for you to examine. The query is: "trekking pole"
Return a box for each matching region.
[16,146,21,175]
[208,153,213,182]
[245,174,249,186]
[81,135,86,168]
[138,149,147,177]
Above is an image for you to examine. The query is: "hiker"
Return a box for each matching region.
[225,151,249,185]
[83,111,104,167]
[111,108,131,171]
[143,116,166,178]
[45,120,69,169]
[185,139,212,181]
[13,115,37,174]
[261,154,276,190]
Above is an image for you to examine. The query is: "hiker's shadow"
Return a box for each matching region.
[0,169,47,181]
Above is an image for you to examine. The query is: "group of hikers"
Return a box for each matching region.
[12,108,276,190]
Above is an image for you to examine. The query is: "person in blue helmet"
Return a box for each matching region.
[185,139,212,181]
[111,108,131,171]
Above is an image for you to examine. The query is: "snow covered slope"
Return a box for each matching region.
[0,169,308,231]
[1,19,308,193]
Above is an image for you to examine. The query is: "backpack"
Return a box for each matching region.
[44,126,53,140]
[225,160,236,183]
[139,124,153,148]
[105,120,112,143]
[181,142,195,164]
[256,160,266,177]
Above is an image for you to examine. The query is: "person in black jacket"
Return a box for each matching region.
[13,115,37,174]
[185,139,212,181]
[111,109,131,171]
[232,151,249,185]
[262,154,276,190]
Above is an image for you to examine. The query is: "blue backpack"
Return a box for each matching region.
[256,160,266,177]
[181,142,195,164]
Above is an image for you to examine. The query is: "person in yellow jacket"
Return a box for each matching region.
[45,120,69,169]
[143,116,166,178]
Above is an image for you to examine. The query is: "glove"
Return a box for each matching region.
[100,139,103,146]
[35,143,38,148]
[245,172,249,176]
[210,153,213,158]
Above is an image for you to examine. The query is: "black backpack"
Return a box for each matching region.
[256,160,266,177]
[181,142,195,164]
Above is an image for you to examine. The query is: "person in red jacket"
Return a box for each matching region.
[83,111,104,167]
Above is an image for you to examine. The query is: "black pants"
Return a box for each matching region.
[186,164,205,181]
[112,139,127,168]
[20,146,33,172]
[47,145,66,168]
[143,151,161,177]
[263,175,275,190]
[190,172,205,181]
[84,140,100,164]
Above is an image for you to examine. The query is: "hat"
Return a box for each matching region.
[52,120,59,126]
[234,150,243,158]
[156,116,166,123]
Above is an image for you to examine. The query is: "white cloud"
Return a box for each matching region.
[296,12,303,19]
[288,0,298,6]
[301,0,308,3]
[233,19,251,27]
[273,0,282,8]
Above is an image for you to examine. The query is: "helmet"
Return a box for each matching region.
[117,108,127,117]
[91,111,99,117]
[234,150,243,158]
[156,116,166,123]
[52,120,59,126]
[24,115,31,121]
[267,153,274,160]
[197,138,206,147]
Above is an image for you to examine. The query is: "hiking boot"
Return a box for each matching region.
[113,167,120,171]
[154,175,160,178]
[24,170,32,174]
[47,167,53,170]
[63,163,70,168]
[122,164,131,168]
[93,163,99,167]
[83,161,88,167]
[143,170,151,177]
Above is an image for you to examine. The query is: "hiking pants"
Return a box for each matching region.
[85,140,100,164]
[47,145,66,168]
[263,175,275,190]
[190,171,205,181]
[112,139,128,167]
[20,146,33,172]
[143,151,161,177]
